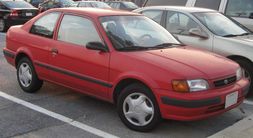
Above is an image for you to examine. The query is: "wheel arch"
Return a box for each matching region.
[112,78,156,104]
[227,55,253,64]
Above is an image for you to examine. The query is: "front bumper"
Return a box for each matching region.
[155,78,249,121]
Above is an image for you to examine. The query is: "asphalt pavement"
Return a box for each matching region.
[0,32,253,138]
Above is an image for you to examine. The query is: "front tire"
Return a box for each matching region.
[17,57,43,93]
[234,59,253,97]
[117,83,161,132]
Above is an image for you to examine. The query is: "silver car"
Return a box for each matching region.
[134,6,253,97]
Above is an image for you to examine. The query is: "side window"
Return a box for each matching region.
[194,0,221,10]
[30,12,60,38]
[225,0,253,18]
[142,10,163,24]
[166,12,200,35]
[57,15,102,46]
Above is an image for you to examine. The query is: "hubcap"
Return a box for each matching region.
[123,93,154,126]
[0,19,4,31]
[18,63,32,87]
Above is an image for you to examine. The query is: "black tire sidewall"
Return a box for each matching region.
[234,59,253,97]
[17,57,43,93]
[117,83,161,132]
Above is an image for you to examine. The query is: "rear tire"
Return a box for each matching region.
[117,83,161,132]
[17,57,43,93]
[234,59,253,97]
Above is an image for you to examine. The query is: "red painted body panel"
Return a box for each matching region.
[3,8,250,121]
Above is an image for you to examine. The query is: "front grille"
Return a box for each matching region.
[213,76,236,87]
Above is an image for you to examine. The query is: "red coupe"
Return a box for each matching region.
[3,8,250,131]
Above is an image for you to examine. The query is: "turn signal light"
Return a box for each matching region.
[172,80,189,92]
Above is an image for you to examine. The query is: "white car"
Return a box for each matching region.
[143,0,253,31]
[134,6,253,97]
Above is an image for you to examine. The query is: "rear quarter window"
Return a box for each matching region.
[145,0,187,6]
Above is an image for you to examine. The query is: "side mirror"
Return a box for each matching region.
[249,12,253,19]
[189,28,209,39]
[86,42,108,52]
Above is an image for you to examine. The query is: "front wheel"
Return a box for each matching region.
[117,83,161,132]
[234,59,253,97]
[17,57,43,93]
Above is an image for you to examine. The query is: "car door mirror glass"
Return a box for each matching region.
[86,42,108,52]
[189,28,209,39]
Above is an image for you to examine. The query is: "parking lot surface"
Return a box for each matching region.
[0,32,253,138]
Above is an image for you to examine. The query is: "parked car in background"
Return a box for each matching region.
[3,8,249,131]
[0,0,38,32]
[134,6,253,97]
[106,1,138,11]
[143,0,253,31]
[38,0,75,12]
[25,0,44,7]
[76,1,111,9]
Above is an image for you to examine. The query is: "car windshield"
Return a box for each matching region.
[123,2,138,9]
[90,2,110,8]
[3,1,34,8]
[100,15,181,51]
[193,12,250,37]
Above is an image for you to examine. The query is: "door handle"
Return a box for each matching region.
[51,48,58,55]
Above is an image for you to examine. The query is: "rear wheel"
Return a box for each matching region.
[117,83,161,132]
[17,57,43,93]
[234,59,253,97]
[0,19,6,32]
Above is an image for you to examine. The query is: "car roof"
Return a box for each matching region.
[50,8,140,17]
[139,6,216,13]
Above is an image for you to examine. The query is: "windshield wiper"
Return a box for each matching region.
[223,34,239,37]
[117,46,150,51]
[154,43,184,48]
[223,33,252,37]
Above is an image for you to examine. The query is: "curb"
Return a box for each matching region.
[208,114,253,138]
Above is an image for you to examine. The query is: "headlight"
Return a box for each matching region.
[187,79,209,92]
[236,68,243,81]
[172,79,209,92]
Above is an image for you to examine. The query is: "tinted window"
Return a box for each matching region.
[142,10,163,24]
[78,2,91,7]
[166,12,200,35]
[57,15,102,46]
[226,0,253,18]
[145,0,187,6]
[30,12,60,38]
[3,1,34,8]
[194,0,221,10]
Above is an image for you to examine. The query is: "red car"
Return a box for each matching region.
[3,8,250,131]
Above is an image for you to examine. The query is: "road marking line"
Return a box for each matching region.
[243,100,253,106]
[0,91,119,138]
[0,33,6,36]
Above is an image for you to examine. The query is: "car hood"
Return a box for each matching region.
[225,34,253,46]
[126,46,238,79]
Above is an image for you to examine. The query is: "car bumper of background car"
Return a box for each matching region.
[155,78,249,121]
[5,18,31,27]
